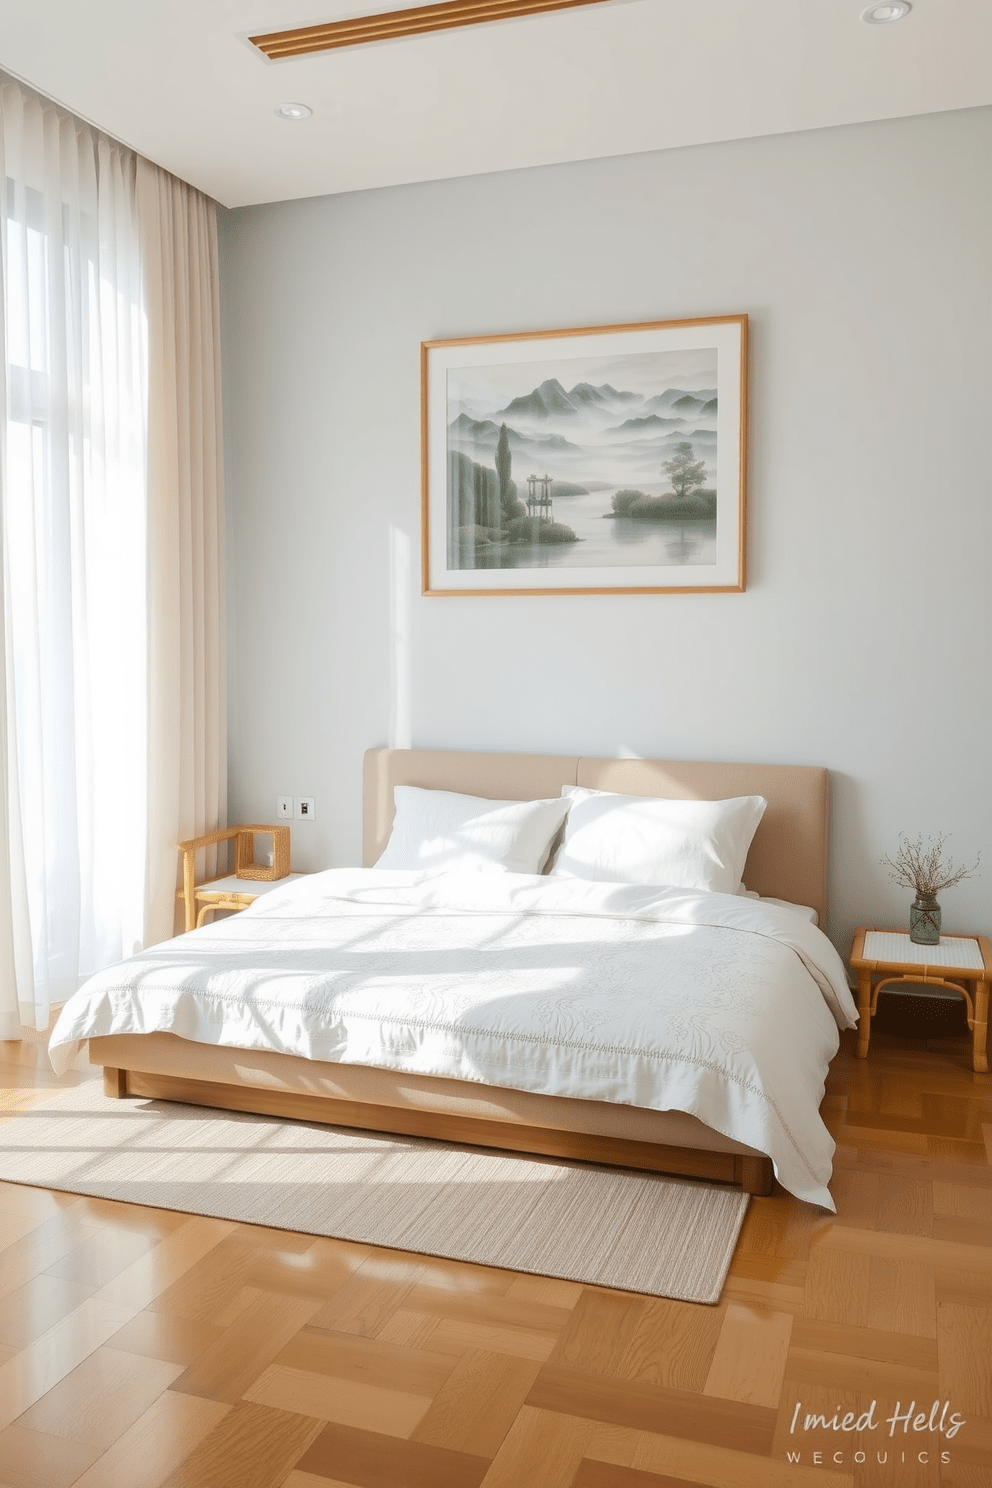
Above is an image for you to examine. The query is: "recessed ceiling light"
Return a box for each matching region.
[861,2,911,22]
[273,102,312,120]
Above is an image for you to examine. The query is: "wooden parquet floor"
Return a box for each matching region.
[1,997,990,1488]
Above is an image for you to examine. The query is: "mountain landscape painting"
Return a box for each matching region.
[423,317,747,595]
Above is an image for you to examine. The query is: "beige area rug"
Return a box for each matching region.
[0,1081,748,1303]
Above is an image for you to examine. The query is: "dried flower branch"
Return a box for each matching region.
[881,833,980,899]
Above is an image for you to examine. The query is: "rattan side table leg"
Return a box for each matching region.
[974,979,989,1074]
[857,971,872,1058]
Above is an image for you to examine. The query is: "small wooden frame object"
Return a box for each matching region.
[178,825,291,933]
[850,928,992,1073]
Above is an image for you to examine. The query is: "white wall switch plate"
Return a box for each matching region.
[276,795,293,820]
[296,796,316,821]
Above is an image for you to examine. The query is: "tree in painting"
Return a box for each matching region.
[495,423,513,516]
[662,442,707,501]
[611,489,646,516]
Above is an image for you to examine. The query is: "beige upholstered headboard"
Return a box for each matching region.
[363,747,829,925]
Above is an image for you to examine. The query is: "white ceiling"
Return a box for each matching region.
[0,0,989,208]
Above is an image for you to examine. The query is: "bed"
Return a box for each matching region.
[48,747,858,1208]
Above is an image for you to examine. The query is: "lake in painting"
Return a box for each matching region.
[446,344,718,571]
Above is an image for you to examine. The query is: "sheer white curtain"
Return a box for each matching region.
[138,160,226,949]
[0,76,225,1035]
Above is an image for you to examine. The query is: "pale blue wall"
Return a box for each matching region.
[218,106,992,953]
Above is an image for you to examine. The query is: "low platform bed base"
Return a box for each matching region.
[101,1064,774,1196]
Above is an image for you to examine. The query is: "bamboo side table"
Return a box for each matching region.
[177,825,298,932]
[849,928,992,1073]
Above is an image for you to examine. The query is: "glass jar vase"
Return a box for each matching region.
[909,893,941,946]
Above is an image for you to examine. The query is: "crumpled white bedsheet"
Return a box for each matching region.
[49,869,858,1209]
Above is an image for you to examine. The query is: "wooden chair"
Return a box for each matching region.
[177,825,292,932]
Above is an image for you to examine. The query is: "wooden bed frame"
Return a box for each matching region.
[94,747,832,1197]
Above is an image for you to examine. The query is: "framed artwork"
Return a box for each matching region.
[421,314,747,596]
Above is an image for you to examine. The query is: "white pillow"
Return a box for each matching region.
[551,785,767,894]
[375,786,571,875]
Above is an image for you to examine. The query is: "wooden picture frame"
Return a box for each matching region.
[421,314,747,596]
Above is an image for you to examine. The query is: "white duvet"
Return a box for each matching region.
[49,869,858,1209]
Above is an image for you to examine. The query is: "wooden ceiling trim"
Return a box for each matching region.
[251,0,612,57]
